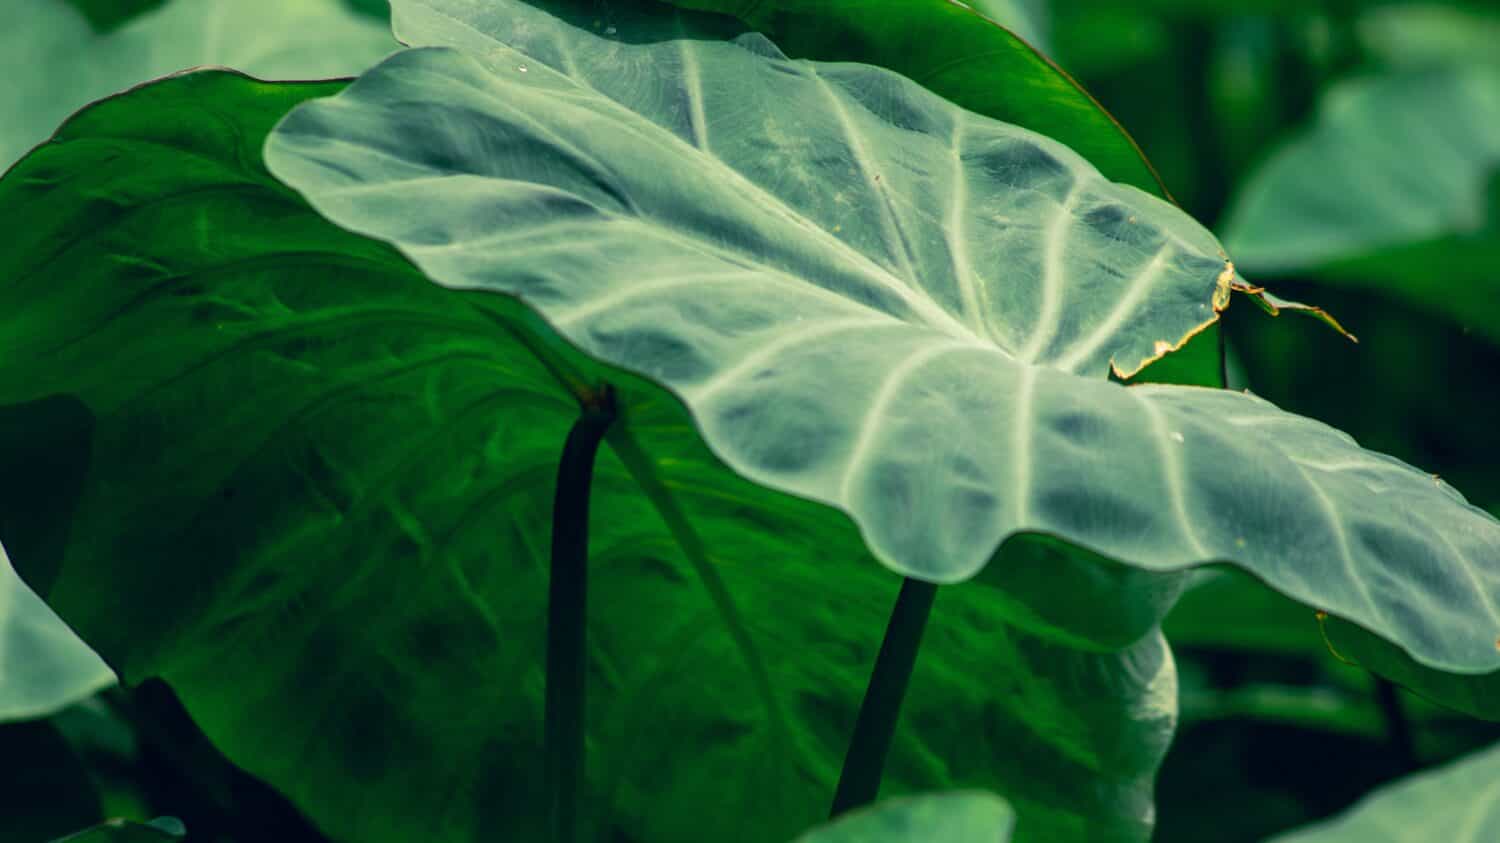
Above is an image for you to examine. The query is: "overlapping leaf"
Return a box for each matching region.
[0,0,395,169]
[1263,740,1500,841]
[262,0,1500,674]
[0,72,1178,843]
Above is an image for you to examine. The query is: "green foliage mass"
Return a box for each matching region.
[2,1,1499,842]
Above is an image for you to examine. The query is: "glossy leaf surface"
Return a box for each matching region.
[0,0,395,169]
[0,541,114,723]
[791,791,1014,842]
[1263,740,1500,841]
[265,0,1500,674]
[0,71,1178,843]
[1220,68,1500,341]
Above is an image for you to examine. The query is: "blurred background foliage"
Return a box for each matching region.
[3,0,1498,841]
[1029,2,1500,841]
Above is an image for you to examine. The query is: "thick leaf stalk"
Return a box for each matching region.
[830,576,939,816]
[545,385,618,843]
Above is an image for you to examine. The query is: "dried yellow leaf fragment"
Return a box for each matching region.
[1212,260,1235,312]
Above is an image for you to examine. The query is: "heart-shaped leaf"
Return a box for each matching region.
[0,0,395,169]
[790,791,1014,843]
[1262,740,1500,841]
[1220,67,1500,342]
[265,0,1500,673]
[0,71,1178,843]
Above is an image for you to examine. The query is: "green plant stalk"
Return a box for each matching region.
[545,386,617,843]
[829,576,939,817]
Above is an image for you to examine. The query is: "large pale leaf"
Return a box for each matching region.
[1220,68,1500,341]
[0,0,395,169]
[1263,740,1500,842]
[264,0,1500,675]
[0,540,114,723]
[0,71,1178,843]
[790,791,1014,842]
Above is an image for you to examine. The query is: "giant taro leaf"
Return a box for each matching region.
[0,0,395,169]
[0,72,1179,843]
[1263,739,1500,842]
[1220,67,1500,342]
[266,0,1500,673]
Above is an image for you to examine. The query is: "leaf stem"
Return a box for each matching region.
[546,385,617,843]
[829,576,939,817]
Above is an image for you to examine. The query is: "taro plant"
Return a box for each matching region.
[2,1,1499,842]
